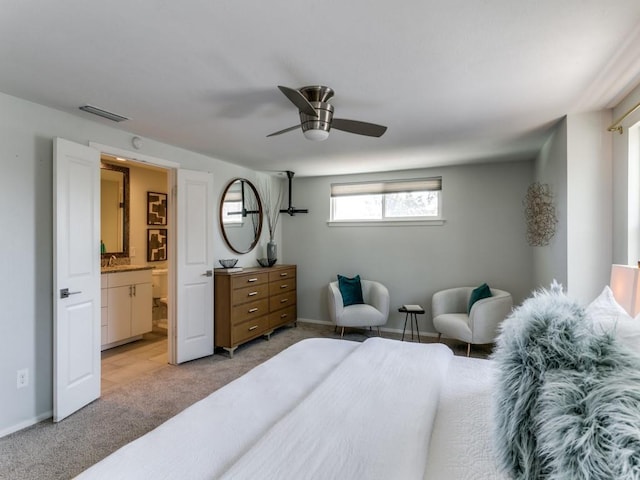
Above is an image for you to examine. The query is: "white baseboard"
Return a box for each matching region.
[0,410,52,439]
[297,318,439,338]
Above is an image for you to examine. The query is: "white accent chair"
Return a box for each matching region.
[431,286,513,356]
[328,280,390,337]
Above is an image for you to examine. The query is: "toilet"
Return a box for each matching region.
[151,268,168,332]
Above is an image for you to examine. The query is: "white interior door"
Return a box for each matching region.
[175,169,214,363]
[53,138,101,422]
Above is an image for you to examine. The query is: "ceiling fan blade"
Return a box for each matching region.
[266,125,301,137]
[278,86,319,117]
[331,118,387,137]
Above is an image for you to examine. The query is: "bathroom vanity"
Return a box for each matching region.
[101,266,153,350]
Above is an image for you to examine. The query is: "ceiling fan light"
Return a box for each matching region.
[303,129,330,141]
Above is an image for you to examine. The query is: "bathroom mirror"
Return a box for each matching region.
[100,161,130,257]
[219,178,263,254]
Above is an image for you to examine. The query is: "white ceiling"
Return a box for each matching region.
[1,1,640,177]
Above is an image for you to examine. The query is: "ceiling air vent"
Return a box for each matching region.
[79,105,129,122]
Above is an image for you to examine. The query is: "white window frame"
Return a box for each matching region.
[328,177,444,226]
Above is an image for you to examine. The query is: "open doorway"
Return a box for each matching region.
[99,154,172,392]
[54,137,214,420]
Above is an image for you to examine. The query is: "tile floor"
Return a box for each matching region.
[101,332,168,393]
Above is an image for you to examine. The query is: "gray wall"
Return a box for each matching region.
[566,111,613,305]
[281,161,535,333]
[534,112,614,305]
[534,119,568,289]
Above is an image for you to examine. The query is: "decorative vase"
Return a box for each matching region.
[267,240,277,262]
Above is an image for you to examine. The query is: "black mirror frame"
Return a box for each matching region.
[219,178,263,254]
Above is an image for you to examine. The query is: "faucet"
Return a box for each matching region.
[108,255,117,267]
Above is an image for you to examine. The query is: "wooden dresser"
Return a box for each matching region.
[214,264,297,357]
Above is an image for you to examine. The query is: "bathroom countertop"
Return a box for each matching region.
[101,265,154,274]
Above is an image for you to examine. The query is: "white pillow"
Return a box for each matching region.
[586,286,640,352]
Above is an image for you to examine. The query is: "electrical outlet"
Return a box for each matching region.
[17,368,28,389]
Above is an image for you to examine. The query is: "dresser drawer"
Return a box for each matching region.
[268,267,296,283]
[231,272,269,289]
[269,291,296,312]
[232,284,269,305]
[269,305,297,329]
[269,278,296,295]
[231,298,269,324]
[232,316,269,344]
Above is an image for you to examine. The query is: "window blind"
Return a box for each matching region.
[330,177,442,197]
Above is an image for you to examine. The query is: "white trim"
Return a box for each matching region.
[0,410,52,438]
[89,142,180,169]
[297,317,333,326]
[296,318,439,338]
[327,219,445,227]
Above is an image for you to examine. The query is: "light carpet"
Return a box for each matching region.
[0,323,486,480]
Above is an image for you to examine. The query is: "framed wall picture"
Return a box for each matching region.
[147,228,167,262]
[147,191,167,225]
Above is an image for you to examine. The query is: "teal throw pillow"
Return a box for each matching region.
[337,274,364,307]
[468,283,492,313]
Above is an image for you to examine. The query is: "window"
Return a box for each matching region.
[222,186,243,225]
[330,177,442,223]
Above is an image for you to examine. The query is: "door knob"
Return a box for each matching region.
[60,288,81,299]
[202,270,213,277]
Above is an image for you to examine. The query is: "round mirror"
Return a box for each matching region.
[219,178,263,254]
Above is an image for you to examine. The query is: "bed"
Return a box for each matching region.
[76,282,640,479]
[75,336,508,479]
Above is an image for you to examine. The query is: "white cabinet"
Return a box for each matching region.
[131,282,153,336]
[101,269,152,348]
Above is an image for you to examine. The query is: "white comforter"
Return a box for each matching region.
[76,337,505,479]
[220,338,452,480]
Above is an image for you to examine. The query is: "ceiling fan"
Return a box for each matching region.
[267,85,387,141]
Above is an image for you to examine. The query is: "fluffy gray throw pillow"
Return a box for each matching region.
[492,283,589,479]
[491,282,640,479]
[536,334,640,479]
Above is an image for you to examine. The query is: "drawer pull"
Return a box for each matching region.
[280,298,288,303]
[248,325,258,331]
[248,278,258,283]
[248,291,258,296]
[280,273,288,277]
[280,284,288,289]
[248,307,258,313]
[280,313,287,319]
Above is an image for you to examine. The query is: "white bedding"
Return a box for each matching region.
[424,356,510,480]
[76,337,505,479]
[220,338,452,480]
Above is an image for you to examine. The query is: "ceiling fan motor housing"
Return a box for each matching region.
[300,85,334,102]
[300,101,334,134]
